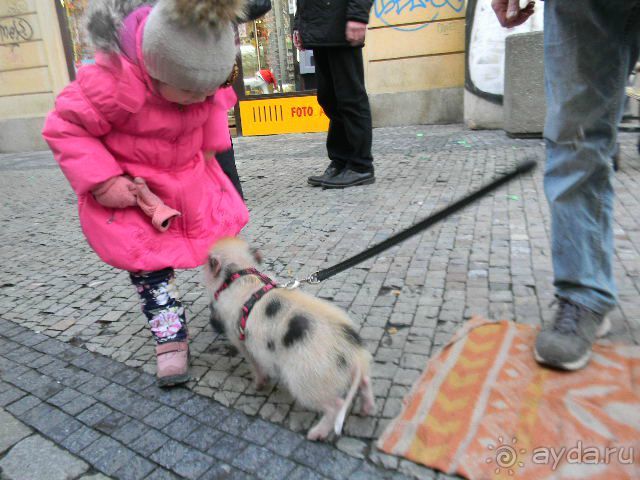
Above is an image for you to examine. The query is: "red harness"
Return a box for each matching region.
[213,268,277,340]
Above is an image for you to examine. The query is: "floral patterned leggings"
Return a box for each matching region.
[130,268,188,344]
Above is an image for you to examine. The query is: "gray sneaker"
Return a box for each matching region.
[534,297,611,371]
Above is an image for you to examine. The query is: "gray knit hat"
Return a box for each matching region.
[142,0,244,92]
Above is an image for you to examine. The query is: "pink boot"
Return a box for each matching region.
[155,341,190,387]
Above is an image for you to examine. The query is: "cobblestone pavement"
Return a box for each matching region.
[0,321,411,480]
[1,125,639,479]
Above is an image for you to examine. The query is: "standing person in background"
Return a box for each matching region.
[294,0,375,188]
[208,63,244,199]
[492,0,640,370]
[219,4,276,199]
[214,146,244,198]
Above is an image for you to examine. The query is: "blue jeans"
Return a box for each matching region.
[543,0,640,314]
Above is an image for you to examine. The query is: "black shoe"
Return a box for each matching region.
[308,165,343,186]
[322,168,375,189]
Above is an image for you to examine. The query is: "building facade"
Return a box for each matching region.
[0,0,71,152]
[364,0,466,126]
[0,0,468,151]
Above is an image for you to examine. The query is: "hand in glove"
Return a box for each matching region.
[131,177,181,232]
[91,176,137,209]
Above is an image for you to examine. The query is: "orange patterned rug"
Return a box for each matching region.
[377,317,640,480]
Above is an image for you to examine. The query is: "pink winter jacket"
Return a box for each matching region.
[42,8,249,272]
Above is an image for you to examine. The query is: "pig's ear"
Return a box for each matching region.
[250,248,263,264]
[208,256,222,277]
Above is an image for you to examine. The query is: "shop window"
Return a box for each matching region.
[61,0,316,95]
[238,0,314,96]
[61,0,95,71]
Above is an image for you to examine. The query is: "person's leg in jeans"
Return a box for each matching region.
[308,48,349,186]
[321,47,375,188]
[536,0,640,370]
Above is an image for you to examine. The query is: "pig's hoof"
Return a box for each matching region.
[306,427,330,441]
[361,400,376,415]
[360,398,376,415]
[253,376,270,390]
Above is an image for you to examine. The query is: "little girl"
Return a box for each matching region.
[42,0,249,386]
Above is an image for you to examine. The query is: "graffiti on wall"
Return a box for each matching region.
[373,0,465,31]
[5,0,29,16]
[0,17,34,44]
[0,8,35,70]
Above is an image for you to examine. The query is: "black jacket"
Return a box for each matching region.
[294,0,373,48]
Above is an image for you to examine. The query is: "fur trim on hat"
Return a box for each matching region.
[86,0,245,53]
[86,0,155,52]
[169,0,246,27]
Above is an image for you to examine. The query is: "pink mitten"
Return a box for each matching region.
[132,177,181,232]
[92,176,137,208]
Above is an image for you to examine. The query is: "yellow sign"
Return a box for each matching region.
[239,95,329,136]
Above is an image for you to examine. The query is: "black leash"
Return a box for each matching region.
[283,159,537,288]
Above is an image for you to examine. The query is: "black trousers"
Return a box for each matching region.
[216,142,244,199]
[313,47,373,173]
